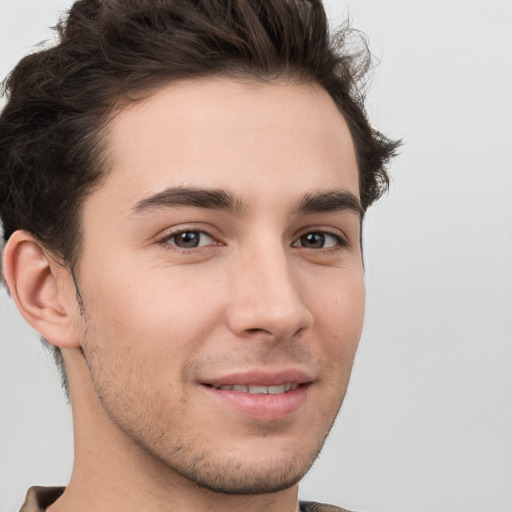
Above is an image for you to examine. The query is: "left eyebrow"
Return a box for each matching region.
[292,189,363,218]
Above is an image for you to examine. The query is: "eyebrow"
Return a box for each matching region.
[131,186,362,218]
[131,187,247,215]
[292,189,363,217]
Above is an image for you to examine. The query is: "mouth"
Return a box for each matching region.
[200,370,312,420]
[207,383,301,394]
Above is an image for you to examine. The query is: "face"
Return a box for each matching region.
[73,78,365,494]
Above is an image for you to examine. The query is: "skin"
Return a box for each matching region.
[5,78,364,512]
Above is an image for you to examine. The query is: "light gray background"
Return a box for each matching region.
[1,1,511,511]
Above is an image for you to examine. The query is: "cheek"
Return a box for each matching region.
[80,259,226,360]
[311,269,365,360]
[79,253,234,378]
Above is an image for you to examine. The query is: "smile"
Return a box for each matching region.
[211,383,300,394]
[203,378,310,420]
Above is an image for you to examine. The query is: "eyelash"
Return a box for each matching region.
[159,227,348,252]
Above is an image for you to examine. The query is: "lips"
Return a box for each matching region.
[200,369,312,420]
[212,383,300,394]
[201,368,313,389]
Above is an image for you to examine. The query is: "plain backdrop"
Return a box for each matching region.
[1,1,511,512]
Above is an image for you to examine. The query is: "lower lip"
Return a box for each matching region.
[202,385,309,420]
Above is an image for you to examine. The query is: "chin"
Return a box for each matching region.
[177,454,310,495]
[152,431,330,496]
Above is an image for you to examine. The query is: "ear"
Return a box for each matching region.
[3,230,81,348]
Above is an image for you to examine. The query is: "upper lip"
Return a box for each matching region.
[200,368,313,388]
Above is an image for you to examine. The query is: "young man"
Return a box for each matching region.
[0,1,398,511]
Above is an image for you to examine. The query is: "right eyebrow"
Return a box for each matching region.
[130,186,247,216]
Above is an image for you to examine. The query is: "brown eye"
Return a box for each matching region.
[168,231,213,249]
[294,232,340,249]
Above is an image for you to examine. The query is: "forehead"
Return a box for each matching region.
[92,77,359,215]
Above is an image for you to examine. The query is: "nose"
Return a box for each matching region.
[226,245,313,341]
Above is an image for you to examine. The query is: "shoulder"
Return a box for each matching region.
[300,500,358,512]
[19,487,65,512]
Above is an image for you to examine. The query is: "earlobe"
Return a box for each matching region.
[3,230,81,349]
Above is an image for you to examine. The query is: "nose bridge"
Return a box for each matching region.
[227,238,312,339]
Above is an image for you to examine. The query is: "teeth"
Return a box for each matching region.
[267,385,285,395]
[248,385,268,394]
[214,383,299,394]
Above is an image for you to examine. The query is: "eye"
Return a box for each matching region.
[293,232,342,249]
[165,230,214,249]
